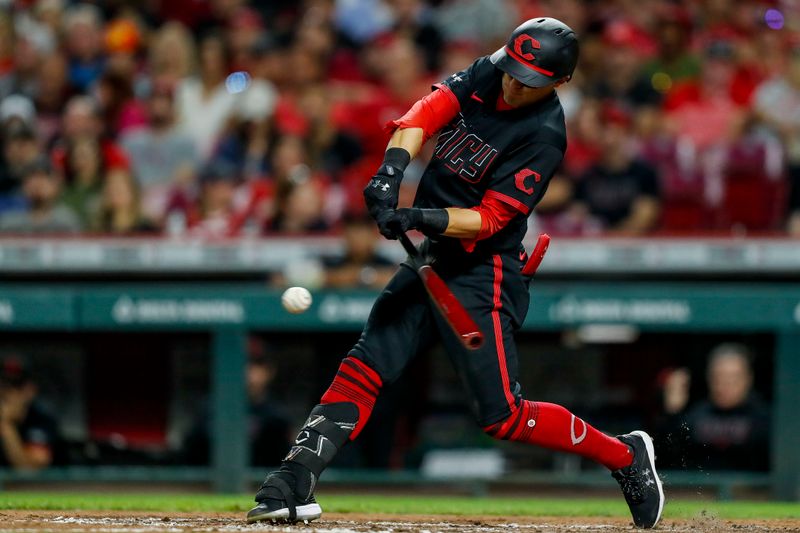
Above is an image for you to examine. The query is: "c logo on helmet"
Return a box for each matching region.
[513,34,541,61]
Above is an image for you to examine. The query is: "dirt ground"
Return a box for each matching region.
[0,511,799,533]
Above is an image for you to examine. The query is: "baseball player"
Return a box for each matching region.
[248,18,665,529]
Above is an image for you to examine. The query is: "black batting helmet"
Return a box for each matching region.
[490,17,579,88]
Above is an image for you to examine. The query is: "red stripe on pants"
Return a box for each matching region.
[491,254,516,409]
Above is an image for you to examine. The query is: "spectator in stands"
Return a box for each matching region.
[664,40,745,152]
[211,72,277,182]
[0,155,81,234]
[174,32,236,160]
[62,4,105,92]
[0,122,40,212]
[0,356,62,470]
[640,6,700,94]
[103,18,142,84]
[147,22,197,86]
[183,341,291,467]
[187,160,241,237]
[0,94,37,133]
[91,168,157,235]
[0,0,796,236]
[637,107,705,233]
[120,81,198,222]
[248,35,288,90]
[166,158,268,238]
[34,53,74,145]
[60,136,106,227]
[214,117,271,183]
[33,0,65,38]
[588,21,661,110]
[94,69,147,139]
[298,84,362,180]
[265,135,330,233]
[226,7,267,73]
[709,115,785,232]
[51,95,129,177]
[380,36,433,111]
[270,178,329,234]
[388,0,444,73]
[570,106,661,234]
[2,12,54,101]
[322,212,396,289]
[753,45,800,235]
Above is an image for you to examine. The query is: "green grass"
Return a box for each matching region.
[0,492,797,520]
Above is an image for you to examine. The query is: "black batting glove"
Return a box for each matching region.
[375,209,401,239]
[363,148,411,220]
[364,164,401,219]
[381,208,450,240]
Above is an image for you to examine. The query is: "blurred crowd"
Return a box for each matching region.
[0,0,798,238]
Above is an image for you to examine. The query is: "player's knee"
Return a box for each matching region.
[482,404,523,441]
[482,399,540,441]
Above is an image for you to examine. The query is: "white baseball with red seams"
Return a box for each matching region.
[281,286,312,314]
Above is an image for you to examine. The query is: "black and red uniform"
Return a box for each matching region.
[252,18,665,531]
[350,56,566,428]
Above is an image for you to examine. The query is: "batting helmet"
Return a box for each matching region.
[490,17,579,88]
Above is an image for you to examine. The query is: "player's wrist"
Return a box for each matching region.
[382,147,411,177]
[417,208,449,235]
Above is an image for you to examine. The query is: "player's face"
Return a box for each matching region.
[501,73,557,108]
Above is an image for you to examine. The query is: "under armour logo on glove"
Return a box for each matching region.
[364,163,403,218]
[368,178,391,194]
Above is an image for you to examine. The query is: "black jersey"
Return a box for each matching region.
[413,56,566,257]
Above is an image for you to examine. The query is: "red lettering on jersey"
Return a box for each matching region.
[514,169,541,195]
[513,34,541,61]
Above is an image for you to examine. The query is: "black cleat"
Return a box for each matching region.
[246,473,322,524]
[612,430,665,529]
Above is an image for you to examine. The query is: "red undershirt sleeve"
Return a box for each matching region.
[384,85,461,143]
[460,193,522,252]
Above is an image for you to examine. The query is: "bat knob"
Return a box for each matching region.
[464,332,484,350]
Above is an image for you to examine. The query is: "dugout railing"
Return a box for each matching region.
[0,237,797,500]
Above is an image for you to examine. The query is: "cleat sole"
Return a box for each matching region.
[246,502,322,524]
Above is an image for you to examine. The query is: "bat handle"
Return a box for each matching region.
[398,232,421,260]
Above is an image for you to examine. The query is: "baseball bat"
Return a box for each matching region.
[522,233,550,276]
[398,232,484,350]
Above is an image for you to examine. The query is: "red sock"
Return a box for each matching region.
[320,356,382,440]
[485,401,633,471]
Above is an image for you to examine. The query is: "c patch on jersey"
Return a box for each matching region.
[514,168,541,195]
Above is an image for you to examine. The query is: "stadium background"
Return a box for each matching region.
[0,0,799,508]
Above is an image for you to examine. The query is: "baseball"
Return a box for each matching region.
[281,286,312,314]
